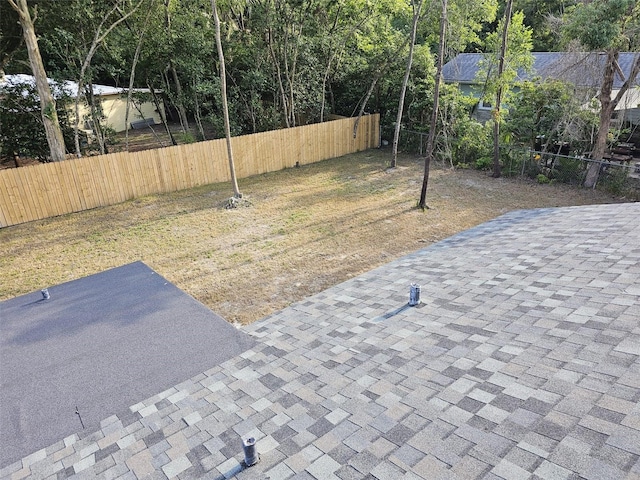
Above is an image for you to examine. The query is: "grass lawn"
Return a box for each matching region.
[0,149,623,324]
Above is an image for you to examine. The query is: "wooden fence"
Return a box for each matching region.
[0,114,379,227]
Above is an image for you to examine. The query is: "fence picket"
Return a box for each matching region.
[0,115,379,227]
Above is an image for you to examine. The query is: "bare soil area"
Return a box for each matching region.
[0,149,624,324]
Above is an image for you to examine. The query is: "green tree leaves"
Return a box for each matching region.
[562,0,638,50]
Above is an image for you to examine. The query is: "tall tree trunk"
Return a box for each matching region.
[353,74,381,138]
[419,0,447,209]
[169,62,190,132]
[492,0,513,178]
[73,0,144,156]
[148,82,177,146]
[164,0,189,133]
[392,0,423,168]
[267,28,290,128]
[9,0,66,161]
[320,14,370,123]
[125,5,154,150]
[584,51,640,188]
[193,81,207,140]
[212,0,241,198]
[285,26,301,127]
[320,51,338,123]
[353,39,410,138]
[87,81,106,155]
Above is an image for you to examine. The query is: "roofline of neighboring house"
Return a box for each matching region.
[1,74,158,98]
[443,52,640,90]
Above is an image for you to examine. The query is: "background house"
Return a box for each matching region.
[442,52,640,125]
[1,74,163,133]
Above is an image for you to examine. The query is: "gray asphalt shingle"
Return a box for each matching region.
[2,202,639,480]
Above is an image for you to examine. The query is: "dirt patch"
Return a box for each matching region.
[0,149,624,324]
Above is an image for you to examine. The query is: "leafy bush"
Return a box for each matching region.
[451,117,492,166]
[175,131,197,144]
[501,147,536,177]
[475,156,493,170]
[552,156,587,185]
[0,80,74,161]
[599,166,631,196]
[505,79,596,154]
[536,173,550,184]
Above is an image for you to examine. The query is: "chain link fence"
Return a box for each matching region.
[399,129,640,200]
[502,148,640,200]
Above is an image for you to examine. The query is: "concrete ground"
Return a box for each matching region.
[1,202,639,480]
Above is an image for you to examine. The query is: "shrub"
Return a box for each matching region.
[599,166,630,197]
[536,173,550,184]
[0,80,74,161]
[475,156,493,170]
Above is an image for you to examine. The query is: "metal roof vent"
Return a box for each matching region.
[409,283,421,306]
[242,437,259,467]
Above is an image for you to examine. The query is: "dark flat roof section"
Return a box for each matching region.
[0,261,255,468]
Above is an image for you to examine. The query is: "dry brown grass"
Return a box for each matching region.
[0,150,622,324]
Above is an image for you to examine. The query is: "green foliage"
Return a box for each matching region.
[505,79,584,150]
[0,81,74,161]
[331,0,412,126]
[599,166,631,196]
[0,3,25,70]
[480,10,534,107]
[2,0,562,160]
[552,155,587,185]
[175,131,197,144]
[562,0,638,50]
[536,173,550,183]
[514,0,576,51]
[439,85,492,166]
[420,0,498,51]
[475,156,493,170]
[501,146,591,185]
[448,108,492,165]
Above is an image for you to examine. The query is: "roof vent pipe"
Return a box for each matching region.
[409,283,421,306]
[242,437,259,467]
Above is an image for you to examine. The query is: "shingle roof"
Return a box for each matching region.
[2,202,640,480]
[1,74,152,97]
[442,52,640,89]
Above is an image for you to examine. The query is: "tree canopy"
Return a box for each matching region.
[1,0,638,182]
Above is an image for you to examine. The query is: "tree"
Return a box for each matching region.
[71,0,145,156]
[124,5,156,150]
[212,0,241,199]
[317,2,374,122]
[418,0,446,209]
[391,0,425,168]
[505,79,586,151]
[1,3,24,78]
[163,0,191,133]
[8,0,67,161]
[3,0,502,161]
[480,9,533,177]
[348,0,415,137]
[0,78,73,163]
[352,39,409,139]
[491,0,513,178]
[514,0,576,51]
[562,0,640,188]
[33,0,147,156]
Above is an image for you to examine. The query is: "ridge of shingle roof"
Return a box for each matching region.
[442,52,640,89]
